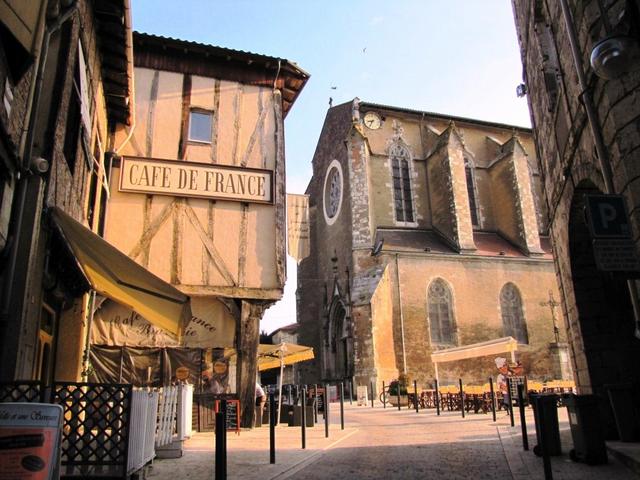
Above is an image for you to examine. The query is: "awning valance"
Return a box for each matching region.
[51,207,190,338]
[430,336,520,364]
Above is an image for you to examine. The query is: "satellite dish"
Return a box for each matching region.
[371,238,384,256]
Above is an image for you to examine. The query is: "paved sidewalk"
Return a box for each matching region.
[147,403,640,480]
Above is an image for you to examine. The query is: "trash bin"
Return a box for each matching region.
[564,394,608,465]
[289,405,315,427]
[606,383,640,442]
[530,393,562,456]
[254,405,263,427]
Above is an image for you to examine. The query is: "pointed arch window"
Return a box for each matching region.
[390,143,414,223]
[500,283,529,344]
[428,279,456,345]
[464,157,480,227]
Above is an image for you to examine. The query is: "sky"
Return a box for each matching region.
[131,0,532,335]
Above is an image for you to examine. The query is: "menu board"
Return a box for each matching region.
[0,403,63,480]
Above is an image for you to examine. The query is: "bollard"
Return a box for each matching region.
[414,380,419,413]
[459,379,465,418]
[349,377,354,405]
[382,381,386,408]
[434,379,440,416]
[339,382,345,430]
[517,383,528,451]
[324,383,330,438]
[301,387,307,449]
[269,393,276,464]
[507,378,515,427]
[314,384,319,423]
[537,396,553,480]
[397,380,401,411]
[215,400,227,479]
[370,381,374,408]
[489,377,496,422]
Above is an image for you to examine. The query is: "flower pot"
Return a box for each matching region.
[389,395,409,407]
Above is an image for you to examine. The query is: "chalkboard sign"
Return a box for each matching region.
[214,398,240,434]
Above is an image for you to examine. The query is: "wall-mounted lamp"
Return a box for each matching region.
[590,34,640,79]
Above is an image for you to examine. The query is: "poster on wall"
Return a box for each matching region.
[201,348,235,394]
[91,297,235,348]
[0,403,63,480]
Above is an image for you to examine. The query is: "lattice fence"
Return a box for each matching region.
[0,381,45,403]
[52,382,132,478]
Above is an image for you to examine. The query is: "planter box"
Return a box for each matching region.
[389,395,409,407]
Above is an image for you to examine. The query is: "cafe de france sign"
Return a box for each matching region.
[119,156,273,204]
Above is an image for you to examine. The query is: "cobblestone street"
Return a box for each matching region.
[148,403,639,480]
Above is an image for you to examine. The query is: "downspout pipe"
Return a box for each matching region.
[559,0,640,337]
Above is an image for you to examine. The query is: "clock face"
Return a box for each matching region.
[364,111,381,130]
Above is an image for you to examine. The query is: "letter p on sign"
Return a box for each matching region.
[586,194,631,238]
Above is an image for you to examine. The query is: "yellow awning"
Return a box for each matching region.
[51,207,190,338]
[431,336,520,364]
[256,342,314,371]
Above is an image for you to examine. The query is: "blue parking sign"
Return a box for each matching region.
[586,194,632,238]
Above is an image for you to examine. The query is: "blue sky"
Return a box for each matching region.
[132,1,531,334]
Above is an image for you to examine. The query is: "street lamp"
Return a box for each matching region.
[590,34,640,80]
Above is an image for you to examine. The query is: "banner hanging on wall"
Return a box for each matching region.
[286,193,310,262]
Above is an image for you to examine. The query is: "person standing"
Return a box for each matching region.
[255,382,267,416]
[495,357,511,415]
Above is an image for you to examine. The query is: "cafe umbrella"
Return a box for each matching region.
[256,343,314,425]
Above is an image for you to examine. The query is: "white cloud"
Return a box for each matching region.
[369,16,384,26]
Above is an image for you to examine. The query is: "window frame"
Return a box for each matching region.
[388,142,416,226]
[427,278,457,347]
[188,109,214,144]
[500,283,529,344]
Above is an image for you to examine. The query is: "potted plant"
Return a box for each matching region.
[388,376,410,407]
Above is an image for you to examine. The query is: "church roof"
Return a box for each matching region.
[374,228,553,260]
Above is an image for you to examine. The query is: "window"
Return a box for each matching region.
[500,283,529,344]
[428,279,456,345]
[390,143,414,223]
[323,160,343,225]
[465,158,480,227]
[189,111,213,143]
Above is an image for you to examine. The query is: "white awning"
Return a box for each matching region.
[431,336,520,364]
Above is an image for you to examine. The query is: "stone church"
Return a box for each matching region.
[297,99,570,392]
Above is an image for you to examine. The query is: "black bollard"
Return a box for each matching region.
[414,380,419,413]
[459,379,465,418]
[314,384,319,423]
[370,381,374,408]
[382,381,386,408]
[339,382,345,430]
[536,396,553,479]
[489,377,497,422]
[349,377,354,405]
[507,378,515,427]
[215,400,227,479]
[269,393,276,464]
[397,380,401,411]
[434,379,440,416]
[301,387,307,449]
[517,383,528,451]
[324,383,330,438]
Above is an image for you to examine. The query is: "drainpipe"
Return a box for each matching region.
[395,254,407,374]
[559,0,640,338]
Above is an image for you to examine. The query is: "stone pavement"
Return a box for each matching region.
[147,403,640,480]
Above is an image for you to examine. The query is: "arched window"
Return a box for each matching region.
[464,157,480,227]
[390,143,414,223]
[500,283,529,343]
[428,279,456,345]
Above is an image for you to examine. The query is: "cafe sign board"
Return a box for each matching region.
[0,403,63,480]
[120,156,273,204]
